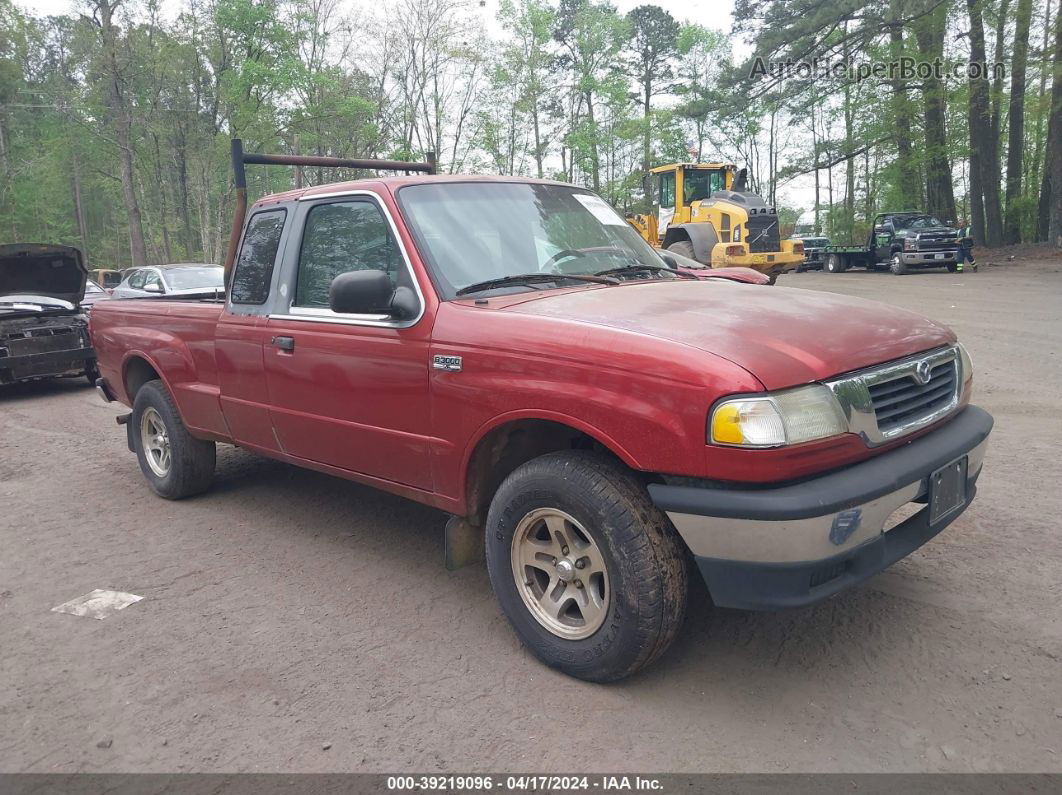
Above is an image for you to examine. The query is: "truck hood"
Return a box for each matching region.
[0,244,87,305]
[503,281,956,389]
[896,226,955,237]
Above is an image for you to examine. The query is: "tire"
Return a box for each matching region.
[665,239,698,263]
[84,361,100,387]
[890,252,908,275]
[825,254,847,273]
[767,272,779,285]
[485,451,688,682]
[132,379,215,499]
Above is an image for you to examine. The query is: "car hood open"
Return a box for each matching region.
[503,280,956,389]
[0,244,88,306]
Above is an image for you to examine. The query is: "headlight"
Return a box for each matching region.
[710,384,848,447]
[904,237,916,250]
[957,343,973,398]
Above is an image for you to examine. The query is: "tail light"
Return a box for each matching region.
[792,242,804,254]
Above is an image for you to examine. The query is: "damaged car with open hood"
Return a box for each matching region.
[0,244,98,386]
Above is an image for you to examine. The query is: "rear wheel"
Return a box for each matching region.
[665,239,698,263]
[890,252,908,275]
[132,380,216,499]
[485,451,688,682]
[825,254,847,273]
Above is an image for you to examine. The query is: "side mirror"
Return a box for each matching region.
[329,270,418,320]
[143,282,163,294]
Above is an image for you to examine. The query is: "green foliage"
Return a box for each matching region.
[0,0,1053,262]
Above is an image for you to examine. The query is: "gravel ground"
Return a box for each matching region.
[1,259,1060,773]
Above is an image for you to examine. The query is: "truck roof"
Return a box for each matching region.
[252,173,577,208]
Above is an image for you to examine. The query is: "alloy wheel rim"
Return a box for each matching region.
[140,407,171,477]
[510,508,609,640]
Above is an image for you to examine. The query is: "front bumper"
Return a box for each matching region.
[648,405,992,610]
[902,250,957,265]
[0,346,96,384]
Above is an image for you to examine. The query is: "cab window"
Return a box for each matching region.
[295,200,403,309]
[231,209,286,305]
[142,270,163,292]
[127,270,146,289]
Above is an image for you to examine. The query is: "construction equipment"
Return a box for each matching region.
[627,163,803,283]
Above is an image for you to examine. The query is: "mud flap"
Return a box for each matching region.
[116,412,135,452]
[444,516,484,571]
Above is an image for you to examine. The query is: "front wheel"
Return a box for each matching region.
[132,380,216,499]
[485,451,688,682]
[890,253,908,275]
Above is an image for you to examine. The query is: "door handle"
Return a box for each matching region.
[271,335,295,352]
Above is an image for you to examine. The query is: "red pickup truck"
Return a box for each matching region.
[90,170,992,682]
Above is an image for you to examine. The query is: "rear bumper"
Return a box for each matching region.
[722,252,804,273]
[648,405,993,610]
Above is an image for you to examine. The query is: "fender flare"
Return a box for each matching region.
[662,223,719,264]
[460,408,642,476]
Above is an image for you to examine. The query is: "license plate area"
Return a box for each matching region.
[929,456,968,525]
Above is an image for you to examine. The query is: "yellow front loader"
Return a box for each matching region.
[627,163,803,283]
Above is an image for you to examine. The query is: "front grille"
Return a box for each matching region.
[5,331,82,357]
[867,360,958,435]
[745,214,780,253]
[915,233,958,251]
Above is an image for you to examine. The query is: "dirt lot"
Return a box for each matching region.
[2,258,1061,774]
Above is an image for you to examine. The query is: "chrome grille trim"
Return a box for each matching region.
[824,346,961,446]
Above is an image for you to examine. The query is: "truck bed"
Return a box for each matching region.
[91,298,229,439]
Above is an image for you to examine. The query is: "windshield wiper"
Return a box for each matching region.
[593,264,697,280]
[456,273,618,296]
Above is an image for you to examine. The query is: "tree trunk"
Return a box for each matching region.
[584,90,601,193]
[914,7,957,223]
[990,0,1011,148]
[71,150,90,267]
[97,0,148,266]
[1047,0,1062,244]
[532,106,544,179]
[1004,0,1034,242]
[641,75,649,201]
[889,0,921,201]
[968,0,1004,245]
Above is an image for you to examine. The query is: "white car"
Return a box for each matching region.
[111,264,224,299]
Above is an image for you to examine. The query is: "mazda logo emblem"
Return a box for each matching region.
[914,360,932,385]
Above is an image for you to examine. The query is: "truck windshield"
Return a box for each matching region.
[893,215,944,230]
[398,182,668,298]
[683,169,726,203]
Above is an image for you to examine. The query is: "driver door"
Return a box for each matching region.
[262,195,433,490]
[874,221,894,261]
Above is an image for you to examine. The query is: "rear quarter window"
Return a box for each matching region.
[231,209,287,305]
